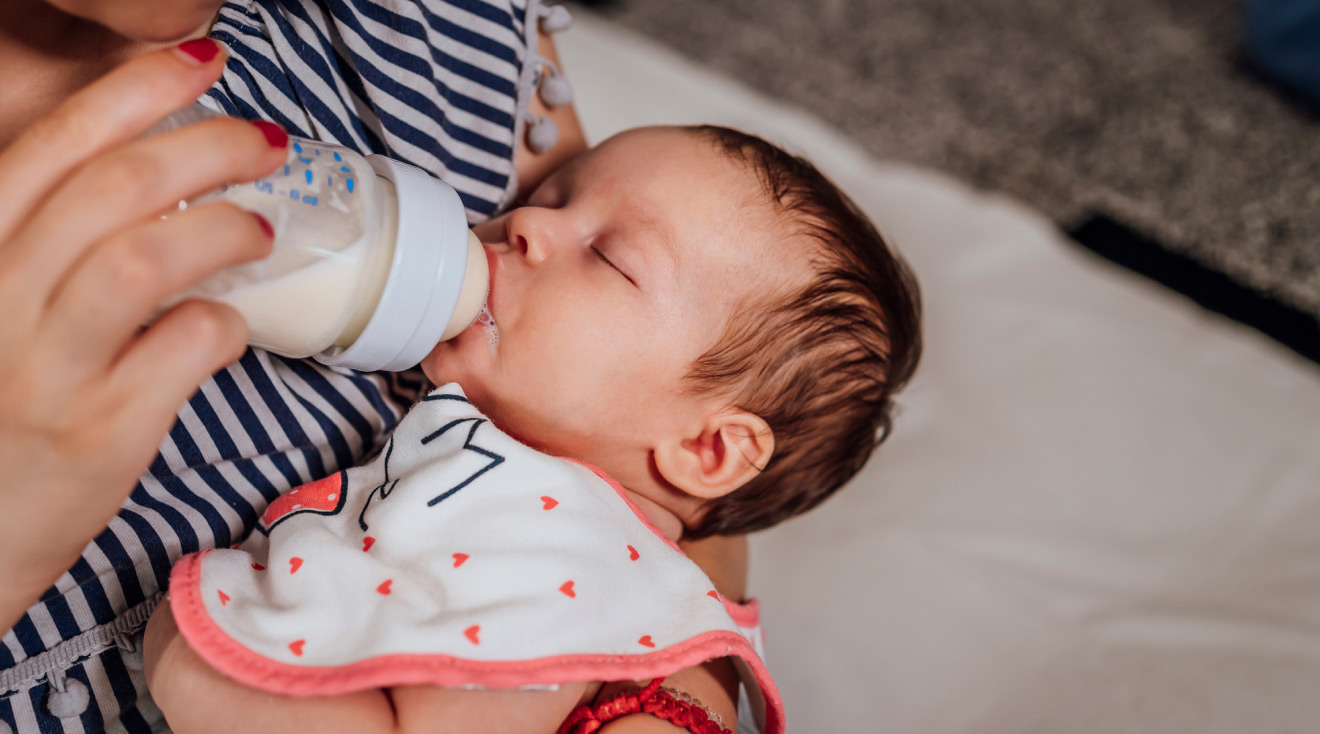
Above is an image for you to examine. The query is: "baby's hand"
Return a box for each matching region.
[0,40,286,629]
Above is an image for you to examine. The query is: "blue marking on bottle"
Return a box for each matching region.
[314,149,321,156]
[334,152,342,162]
[340,166,351,173]
[347,178,355,193]
[293,142,302,153]
[328,176,334,187]
[302,195,318,205]
[305,169,313,185]
[290,189,299,200]
[298,156,312,164]
[283,165,290,176]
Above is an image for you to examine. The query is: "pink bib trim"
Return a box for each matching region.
[172,549,784,733]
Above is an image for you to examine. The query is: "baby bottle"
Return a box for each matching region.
[152,103,488,372]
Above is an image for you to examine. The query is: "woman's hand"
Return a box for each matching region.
[0,39,288,632]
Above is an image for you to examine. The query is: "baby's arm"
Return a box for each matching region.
[144,600,595,734]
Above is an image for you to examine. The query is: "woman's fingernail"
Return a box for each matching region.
[251,212,274,239]
[251,120,288,149]
[175,38,221,65]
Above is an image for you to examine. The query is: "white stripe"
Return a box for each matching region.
[59,592,99,641]
[9,689,43,734]
[22,606,68,651]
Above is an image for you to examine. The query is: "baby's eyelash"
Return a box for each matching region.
[592,247,637,286]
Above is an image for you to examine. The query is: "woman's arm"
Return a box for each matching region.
[0,41,285,632]
[145,599,596,734]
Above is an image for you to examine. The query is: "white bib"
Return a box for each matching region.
[169,384,783,733]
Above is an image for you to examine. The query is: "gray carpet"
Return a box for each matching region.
[585,0,1320,325]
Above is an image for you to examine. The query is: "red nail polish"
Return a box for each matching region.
[251,120,288,149]
[175,38,220,65]
[251,212,274,239]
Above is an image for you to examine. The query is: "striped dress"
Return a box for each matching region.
[0,1,547,731]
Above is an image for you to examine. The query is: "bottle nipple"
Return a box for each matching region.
[440,231,490,340]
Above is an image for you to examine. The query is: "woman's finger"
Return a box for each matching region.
[41,202,273,371]
[0,39,228,240]
[10,115,287,295]
[104,298,249,432]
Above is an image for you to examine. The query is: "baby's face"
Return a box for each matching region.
[422,128,801,489]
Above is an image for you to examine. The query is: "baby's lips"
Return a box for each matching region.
[482,243,500,322]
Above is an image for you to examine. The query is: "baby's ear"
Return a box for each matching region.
[654,409,775,501]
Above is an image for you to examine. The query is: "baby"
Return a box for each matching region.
[143,124,922,734]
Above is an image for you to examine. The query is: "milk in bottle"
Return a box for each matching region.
[154,103,489,372]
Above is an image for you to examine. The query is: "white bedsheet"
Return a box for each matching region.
[559,13,1320,733]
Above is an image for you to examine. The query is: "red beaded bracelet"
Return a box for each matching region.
[558,678,731,734]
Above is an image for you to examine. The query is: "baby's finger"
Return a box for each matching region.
[104,299,249,434]
[11,116,287,295]
[0,39,227,240]
[41,202,272,370]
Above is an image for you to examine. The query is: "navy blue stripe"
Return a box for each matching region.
[284,361,376,449]
[345,374,407,433]
[187,388,275,512]
[40,595,80,641]
[415,2,522,71]
[92,526,147,609]
[240,352,325,482]
[65,664,105,734]
[283,384,355,475]
[271,0,384,129]
[216,369,306,496]
[67,559,115,626]
[109,509,173,598]
[371,103,512,183]
[135,460,202,555]
[223,45,318,136]
[23,685,47,734]
[449,0,522,30]
[375,372,419,417]
[100,650,152,734]
[456,186,495,216]
[10,616,46,659]
[258,1,386,150]
[0,637,14,668]
[212,368,302,495]
[153,426,237,550]
[326,2,519,150]
[364,0,520,98]
[337,0,520,108]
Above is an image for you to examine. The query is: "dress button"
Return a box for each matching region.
[539,4,572,33]
[526,116,559,153]
[45,677,90,719]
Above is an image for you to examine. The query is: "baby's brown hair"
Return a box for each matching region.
[683,126,923,538]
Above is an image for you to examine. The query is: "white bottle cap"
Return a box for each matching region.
[317,156,488,372]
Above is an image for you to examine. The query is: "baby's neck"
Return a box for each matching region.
[623,489,685,543]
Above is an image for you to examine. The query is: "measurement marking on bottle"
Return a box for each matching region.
[305,170,313,185]
[347,178,355,193]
